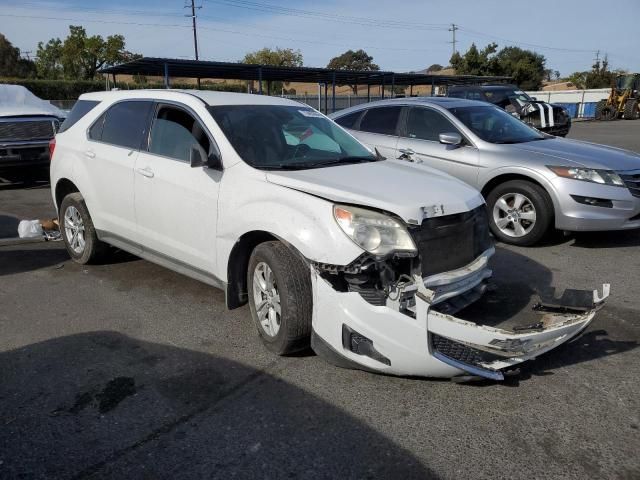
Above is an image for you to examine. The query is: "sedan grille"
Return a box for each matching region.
[0,120,57,142]
[619,171,640,198]
[410,205,492,277]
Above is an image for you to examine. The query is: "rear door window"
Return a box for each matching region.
[359,106,402,136]
[58,100,100,133]
[148,105,211,162]
[98,101,153,150]
[405,107,462,142]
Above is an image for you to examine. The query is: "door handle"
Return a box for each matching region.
[84,149,96,159]
[136,167,154,178]
[397,148,415,161]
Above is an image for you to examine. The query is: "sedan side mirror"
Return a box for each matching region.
[439,132,462,146]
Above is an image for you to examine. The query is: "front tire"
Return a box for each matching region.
[595,100,618,121]
[59,192,109,264]
[623,99,639,120]
[486,180,553,246]
[247,241,312,355]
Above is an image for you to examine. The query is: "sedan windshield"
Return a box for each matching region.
[449,105,546,144]
[208,105,376,170]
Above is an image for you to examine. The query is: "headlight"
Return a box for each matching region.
[547,166,624,186]
[333,205,417,256]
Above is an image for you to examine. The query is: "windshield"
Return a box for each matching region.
[449,105,546,144]
[208,104,376,170]
[616,75,636,90]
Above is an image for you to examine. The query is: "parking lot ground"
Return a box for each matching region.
[1,121,639,479]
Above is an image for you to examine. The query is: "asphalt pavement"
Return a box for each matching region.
[1,121,639,479]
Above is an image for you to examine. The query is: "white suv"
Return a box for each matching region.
[50,90,608,381]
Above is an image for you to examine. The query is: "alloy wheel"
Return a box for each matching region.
[492,193,537,238]
[64,205,86,254]
[252,262,281,337]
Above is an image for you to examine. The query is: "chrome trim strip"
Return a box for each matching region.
[432,351,505,381]
[96,229,226,290]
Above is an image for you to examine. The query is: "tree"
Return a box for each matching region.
[0,34,36,78]
[425,64,443,72]
[566,56,618,90]
[35,25,140,80]
[242,47,303,94]
[327,49,379,94]
[243,47,303,67]
[450,43,546,90]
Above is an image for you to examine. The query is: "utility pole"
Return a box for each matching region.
[448,23,458,57]
[185,0,201,88]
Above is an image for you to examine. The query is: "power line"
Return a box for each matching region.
[204,0,450,30]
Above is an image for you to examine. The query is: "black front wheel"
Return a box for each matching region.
[486,180,553,246]
[247,241,312,355]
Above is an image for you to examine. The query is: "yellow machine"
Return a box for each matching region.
[595,74,640,120]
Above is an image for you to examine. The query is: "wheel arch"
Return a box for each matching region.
[54,178,80,211]
[225,230,279,310]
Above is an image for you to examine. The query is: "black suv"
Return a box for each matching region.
[447,84,571,137]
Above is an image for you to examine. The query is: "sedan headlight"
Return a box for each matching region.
[333,205,416,256]
[547,166,625,186]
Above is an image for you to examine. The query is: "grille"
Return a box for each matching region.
[0,120,56,142]
[619,171,640,198]
[410,205,492,277]
[431,333,502,368]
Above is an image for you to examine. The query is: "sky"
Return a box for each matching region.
[0,0,638,76]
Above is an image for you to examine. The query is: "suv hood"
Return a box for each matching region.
[266,159,484,223]
[508,137,640,171]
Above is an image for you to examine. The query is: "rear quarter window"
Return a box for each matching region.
[333,110,363,129]
[58,100,100,133]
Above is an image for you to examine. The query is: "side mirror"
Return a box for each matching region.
[531,96,538,101]
[439,132,462,146]
[190,145,207,168]
[190,145,222,169]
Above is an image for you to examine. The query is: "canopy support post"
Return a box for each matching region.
[163,63,170,89]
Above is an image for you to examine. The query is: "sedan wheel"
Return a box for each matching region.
[492,192,537,238]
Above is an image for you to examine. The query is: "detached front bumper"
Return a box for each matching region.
[311,251,610,380]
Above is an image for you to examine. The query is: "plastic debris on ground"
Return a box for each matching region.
[17,218,62,241]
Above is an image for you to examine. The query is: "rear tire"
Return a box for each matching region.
[486,180,553,246]
[59,192,109,264]
[247,241,312,355]
[595,100,618,121]
[623,99,639,120]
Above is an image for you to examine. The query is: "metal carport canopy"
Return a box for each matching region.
[98,57,512,87]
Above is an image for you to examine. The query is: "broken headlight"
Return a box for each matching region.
[547,166,625,186]
[333,204,416,256]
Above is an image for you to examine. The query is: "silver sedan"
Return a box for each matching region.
[330,97,640,245]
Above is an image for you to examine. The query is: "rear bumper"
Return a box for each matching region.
[311,250,609,380]
[0,142,50,168]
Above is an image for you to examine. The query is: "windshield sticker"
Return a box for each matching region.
[298,109,324,118]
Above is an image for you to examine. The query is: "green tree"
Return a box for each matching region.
[566,56,618,90]
[450,43,546,90]
[0,34,36,78]
[35,25,140,80]
[425,64,443,72]
[242,47,303,94]
[327,49,379,94]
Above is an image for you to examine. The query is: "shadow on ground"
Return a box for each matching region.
[0,167,50,191]
[0,332,434,480]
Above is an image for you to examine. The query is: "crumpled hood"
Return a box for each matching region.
[266,159,484,223]
[508,137,640,171]
[0,84,65,118]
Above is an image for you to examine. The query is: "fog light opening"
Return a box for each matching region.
[341,324,391,366]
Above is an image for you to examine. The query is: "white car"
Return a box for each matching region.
[50,90,609,381]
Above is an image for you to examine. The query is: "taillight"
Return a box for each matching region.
[49,138,56,159]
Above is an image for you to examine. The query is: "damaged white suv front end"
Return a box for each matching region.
[305,191,609,381]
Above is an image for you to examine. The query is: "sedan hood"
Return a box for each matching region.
[509,137,640,171]
[266,159,484,223]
